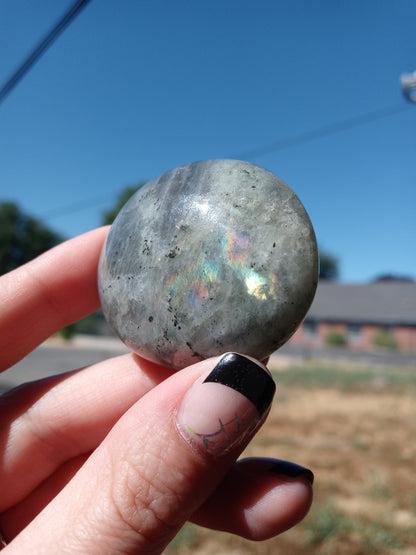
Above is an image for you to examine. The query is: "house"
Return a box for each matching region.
[290,280,416,352]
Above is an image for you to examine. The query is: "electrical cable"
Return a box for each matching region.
[1,2,410,220]
[0,0,92,105]
[41,101,412,222]
[40,193,116,220]
[234,103,411,160]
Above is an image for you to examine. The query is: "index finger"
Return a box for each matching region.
[0,227,109,372]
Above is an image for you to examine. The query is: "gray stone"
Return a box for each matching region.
[98,159,318,370]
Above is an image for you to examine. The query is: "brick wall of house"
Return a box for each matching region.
[394,326,416,351]
[290,322,416,353]
[357,325,380,350]
[289,281,416,353]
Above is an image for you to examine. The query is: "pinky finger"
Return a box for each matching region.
[191,457,314,540]
[1,457,313,543]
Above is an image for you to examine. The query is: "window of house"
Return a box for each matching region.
[303,321,317,337]
[347,324,362,343]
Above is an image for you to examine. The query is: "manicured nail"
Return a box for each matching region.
[269,460,314,485]
[177,353,276,456]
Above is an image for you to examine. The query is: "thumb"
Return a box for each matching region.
[7,353,275,554]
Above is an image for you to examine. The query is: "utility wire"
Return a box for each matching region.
[0,0,92,105]
[40,101,411,222]
[234,103,411,160]
[40,193,115,221]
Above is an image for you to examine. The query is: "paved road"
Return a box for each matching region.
[1,335,415,395]
[0,336,129,394]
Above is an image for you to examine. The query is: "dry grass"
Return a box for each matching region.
[167,360,416,554]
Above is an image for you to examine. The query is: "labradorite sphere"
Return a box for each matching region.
[98,159,318,370]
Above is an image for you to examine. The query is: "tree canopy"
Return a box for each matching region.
[319,250,339,281]
[102,185,144,225]
[0,202,63,275]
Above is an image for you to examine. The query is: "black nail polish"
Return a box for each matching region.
[269,460,314,485]
[203,353,276,417]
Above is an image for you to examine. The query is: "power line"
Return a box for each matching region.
[234,103,411,161]
[0,0,92,105]
[38,101,412,222]
[40,192,115,221]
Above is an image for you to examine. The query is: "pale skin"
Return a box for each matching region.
[0,227,313,554]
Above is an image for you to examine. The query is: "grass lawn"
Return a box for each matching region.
[166,360,416,554]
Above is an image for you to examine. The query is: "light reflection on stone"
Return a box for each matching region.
[98,159,318,370]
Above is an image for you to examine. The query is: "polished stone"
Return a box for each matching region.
[98,159,318,370]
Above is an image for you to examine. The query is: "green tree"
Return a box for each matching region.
[319,250,339,281]
[102,184,145,225]
[0,202,63,275]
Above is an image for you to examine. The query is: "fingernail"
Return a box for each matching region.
[177,353,276,456]
[269,460,314,485]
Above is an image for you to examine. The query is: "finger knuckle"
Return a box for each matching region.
[109,447,185,550]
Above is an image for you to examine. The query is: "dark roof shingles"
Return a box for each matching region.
[306,281,416,326]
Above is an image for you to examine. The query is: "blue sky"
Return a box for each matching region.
[1,0,415,283]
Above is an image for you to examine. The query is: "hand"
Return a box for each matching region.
[0,227,313,554]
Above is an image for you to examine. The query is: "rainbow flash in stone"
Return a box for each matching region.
[98,159,318,370]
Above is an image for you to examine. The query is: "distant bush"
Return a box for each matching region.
[58,323,77,340]
[325,330,348,347]
[74,312,102,335]
[373,329,397,350]
[57,312,103,341]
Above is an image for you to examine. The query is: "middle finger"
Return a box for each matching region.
[0,352,173,511]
